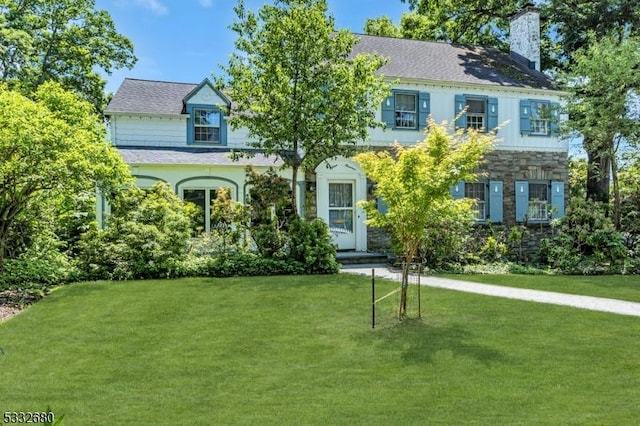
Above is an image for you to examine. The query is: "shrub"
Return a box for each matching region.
[288,218,340,274]
[538,197,627,274]
[418,199,475,269]
[76,183,196,280]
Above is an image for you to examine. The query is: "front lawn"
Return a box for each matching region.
[441,273,640,303]
[1,275,639,424]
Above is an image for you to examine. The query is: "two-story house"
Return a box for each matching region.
[104,7,566,253]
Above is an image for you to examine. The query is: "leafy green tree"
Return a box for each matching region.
[364,16,400,37]
[354,120,495,318]
[561,34,640,225]
[220,0,389,216]
[0,82,131,271]
[0,0,136,111]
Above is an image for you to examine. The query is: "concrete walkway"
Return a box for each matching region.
[342,264,640,317]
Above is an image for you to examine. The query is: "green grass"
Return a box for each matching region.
[441,273,640,303]
[1,275,640,424]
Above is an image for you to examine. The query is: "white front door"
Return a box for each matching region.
[328,181,356,250]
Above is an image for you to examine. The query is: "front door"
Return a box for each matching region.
[328,181,356,250]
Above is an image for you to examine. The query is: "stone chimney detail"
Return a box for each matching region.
[509,5,541,72]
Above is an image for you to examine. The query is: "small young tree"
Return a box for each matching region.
[354,119,495,318]
[220,0,389,215]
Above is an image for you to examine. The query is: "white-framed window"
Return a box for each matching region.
[464,182,487,221]
[528,182,549,221]
[466,98,486,130]
[193,108,221,143]
[182,188,232,234]
[394,92,417,129]
[530,101,551,136]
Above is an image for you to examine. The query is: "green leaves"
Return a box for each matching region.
[0,83,131,268]
[221,0,389,212]
[354,119,495,263]
[0,0,136,111]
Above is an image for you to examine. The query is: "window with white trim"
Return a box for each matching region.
[394,93,417,129]
[530,101,551,136]
[466,98,485,130]
[528,182,549,221]
[193,108,221,143]
[464,182,487,221]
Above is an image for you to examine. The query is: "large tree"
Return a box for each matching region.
[220,0,389,215]
[562,34,640,226]
[354,120,495,318]
[0,82,132,270]
[0,0,136,111]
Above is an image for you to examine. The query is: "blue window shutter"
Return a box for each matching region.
[550,181,565,219]
[381,94,395,128]
[450,181,464,200]
[515,181,529,222]
[488,181,503,223]
[520,99,531,135]
[377,197,389,214]
[418,92,430,130]
[220,113,228,146]
[550,102,561,136]
[487,97,498,132]
[454,94,466,129]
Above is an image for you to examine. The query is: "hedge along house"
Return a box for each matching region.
[104,6,567,252]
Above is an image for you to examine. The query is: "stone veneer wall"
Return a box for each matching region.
[307,149,568,257]
[367,149,568,256]
[480,149,568,228]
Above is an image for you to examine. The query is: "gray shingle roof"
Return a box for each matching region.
[106,78,197,115]
[118,146,283,167]
[352,34,556,90]
[107,35,556,116]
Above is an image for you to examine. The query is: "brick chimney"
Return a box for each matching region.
[509,4,541,72]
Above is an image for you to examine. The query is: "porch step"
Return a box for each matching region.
[335,251,389,265]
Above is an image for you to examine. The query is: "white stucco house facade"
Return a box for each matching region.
[104,7,567,252]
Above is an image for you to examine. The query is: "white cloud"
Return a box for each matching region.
[198,0,213,7]
[134,0,168,15]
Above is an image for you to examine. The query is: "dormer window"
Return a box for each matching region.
[194,108,221,143]
[184,79,230,146]
[187,104,227,145]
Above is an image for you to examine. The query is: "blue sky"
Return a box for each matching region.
[95,0,411,94]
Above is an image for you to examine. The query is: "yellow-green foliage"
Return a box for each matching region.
[354,119,495,263]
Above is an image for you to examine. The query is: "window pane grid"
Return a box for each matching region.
[465,183,486,221]
[395,93,416,128]
[528,183,549,221]
[193,108,221,143]
[466,114,484,130]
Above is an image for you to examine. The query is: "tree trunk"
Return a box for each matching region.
[290,141,299,219]
[585,143,611,204]
[610,143,621,229]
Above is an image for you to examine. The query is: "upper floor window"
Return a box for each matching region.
[520,99,560,137]
[395,93,417,128]
[382,90,430,130]
[455,95,498,133]
[466,99,485,130]
[186,104,227,145]
[194,108,221,143]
